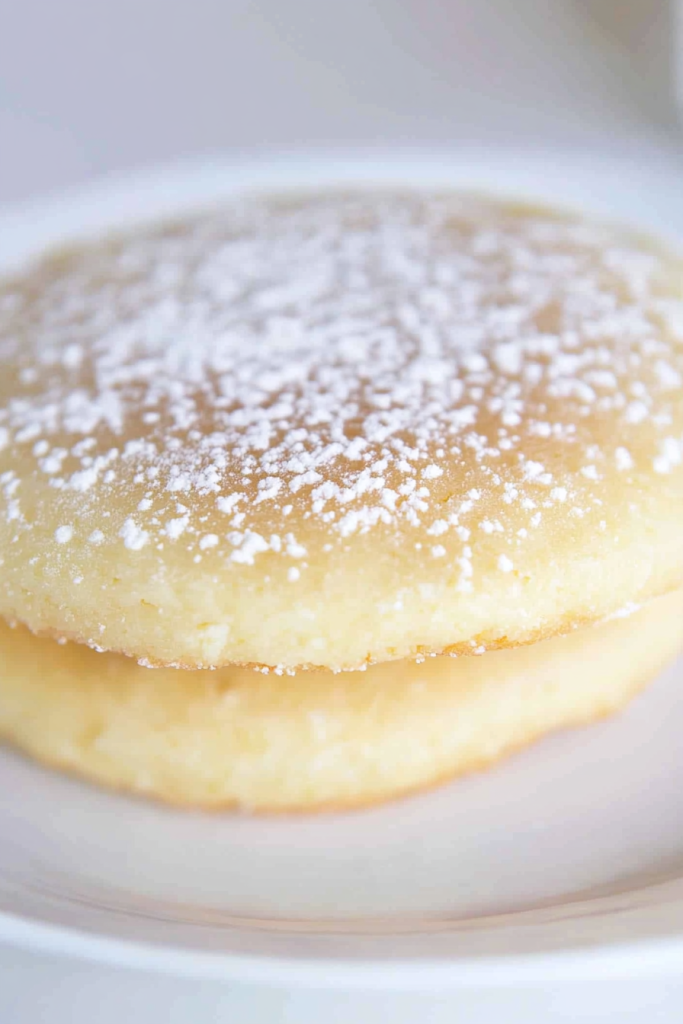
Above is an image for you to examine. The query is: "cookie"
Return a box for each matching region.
[0,194,681,671]
[1,591,680,810]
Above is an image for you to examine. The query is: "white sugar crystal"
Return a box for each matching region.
[199,533,219,550]
[164,516,189,539]
[655,360,682,390]
[229,529,270,565]
[653,437,683,474]
[119,518,149,551]
[216,493,243,514]
[615,447,634,471]
[626,400,649,425]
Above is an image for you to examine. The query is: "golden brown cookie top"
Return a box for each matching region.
[0,192,682,669]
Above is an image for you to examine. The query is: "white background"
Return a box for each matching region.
[0,0,681,207]
[1,1,683,1020]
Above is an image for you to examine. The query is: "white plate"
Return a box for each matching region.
[1,150,683,990]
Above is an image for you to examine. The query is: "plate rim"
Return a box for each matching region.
[4,908,683,988]
[1,147,683,987]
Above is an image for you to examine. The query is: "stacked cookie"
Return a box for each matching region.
[0,192,681,809]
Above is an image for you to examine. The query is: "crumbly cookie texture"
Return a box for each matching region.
[0,193,682,670]
[0,590,681,811]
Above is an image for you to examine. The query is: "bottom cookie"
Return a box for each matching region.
[1,590,681,812]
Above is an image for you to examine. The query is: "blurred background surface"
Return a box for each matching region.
[1,2,682,1021]
[0,0,680,206]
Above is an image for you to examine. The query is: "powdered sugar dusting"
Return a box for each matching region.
[119,518,149,551]
[0,190,682,592]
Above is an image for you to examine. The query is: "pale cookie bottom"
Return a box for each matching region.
[1,590,681,812]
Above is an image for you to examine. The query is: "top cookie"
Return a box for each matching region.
[0,192,681,670]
